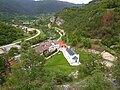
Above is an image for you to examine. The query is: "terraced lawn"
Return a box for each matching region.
[76,50,96,63]
[44,50,95,74]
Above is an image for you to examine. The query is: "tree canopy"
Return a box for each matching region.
[0,22,24,46]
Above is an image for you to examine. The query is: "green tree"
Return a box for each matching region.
[71,33,78,46]
[0,54,8,85]
[83,39,92,48]
[20,41,31,53]
[83,72,116,90]
[53,72,73,85]
[112,57,120,85]
[8,47,19,58]
[4,47,46,89]
[79,55,106,78]
[0,22,24,46]
[4,40,47,89]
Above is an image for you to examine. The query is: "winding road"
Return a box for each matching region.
[54,27,65,41]
[25,29,40,41]
[0,28,40,54]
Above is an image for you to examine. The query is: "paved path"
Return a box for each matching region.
[54,27,65,41]
[45,50,59,60]
[11,26,64,60]
[0,28,40,54]
[25,29,40,41]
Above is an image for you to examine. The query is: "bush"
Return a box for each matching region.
[0,22,24,45]
[53,72,73,85]
[83,39,92,48]
[44,49,57,57]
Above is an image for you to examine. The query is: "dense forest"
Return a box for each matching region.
[0,0,82,15]
[0,22,24,45]
[56,0,120,53]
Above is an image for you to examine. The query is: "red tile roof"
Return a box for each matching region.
[36,39,52,52]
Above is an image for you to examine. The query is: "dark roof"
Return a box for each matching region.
[66,48,76,56]
[72,56,78,60]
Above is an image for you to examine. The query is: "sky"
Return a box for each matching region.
[59,0,92,4]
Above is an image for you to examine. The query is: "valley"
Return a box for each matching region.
[0,0,120,90]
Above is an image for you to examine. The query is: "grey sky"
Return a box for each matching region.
[34,0,92,4]
[59,0,92,4]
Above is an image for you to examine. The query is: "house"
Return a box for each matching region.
[36,39,80,66]
[22,26,27,30]
[49,40,60,52]
[13,55,21,61]
[35,39,60,54]
[26,28,35,33]
[59,41,80,66]
[22,21,32,25]
[22,27,35,33]
[36,41,51,54]
[11,24,18,27]
[8,58,14,66]
[62,47,80,66]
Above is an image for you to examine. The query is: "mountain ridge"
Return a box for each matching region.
[0,0,83,15]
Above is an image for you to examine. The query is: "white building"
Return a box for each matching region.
[48,42,60,52]
[61,47,80,66]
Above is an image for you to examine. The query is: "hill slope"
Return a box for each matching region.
[0,22,24,45]
[55,0,120,48]
[0,0,82,15]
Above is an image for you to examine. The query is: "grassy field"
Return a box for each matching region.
[44,50,95,74]
[76,50,95,63]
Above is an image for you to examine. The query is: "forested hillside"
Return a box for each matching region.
[0,22,24,45]
[56,0,120,49]
[0,0,82,15]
